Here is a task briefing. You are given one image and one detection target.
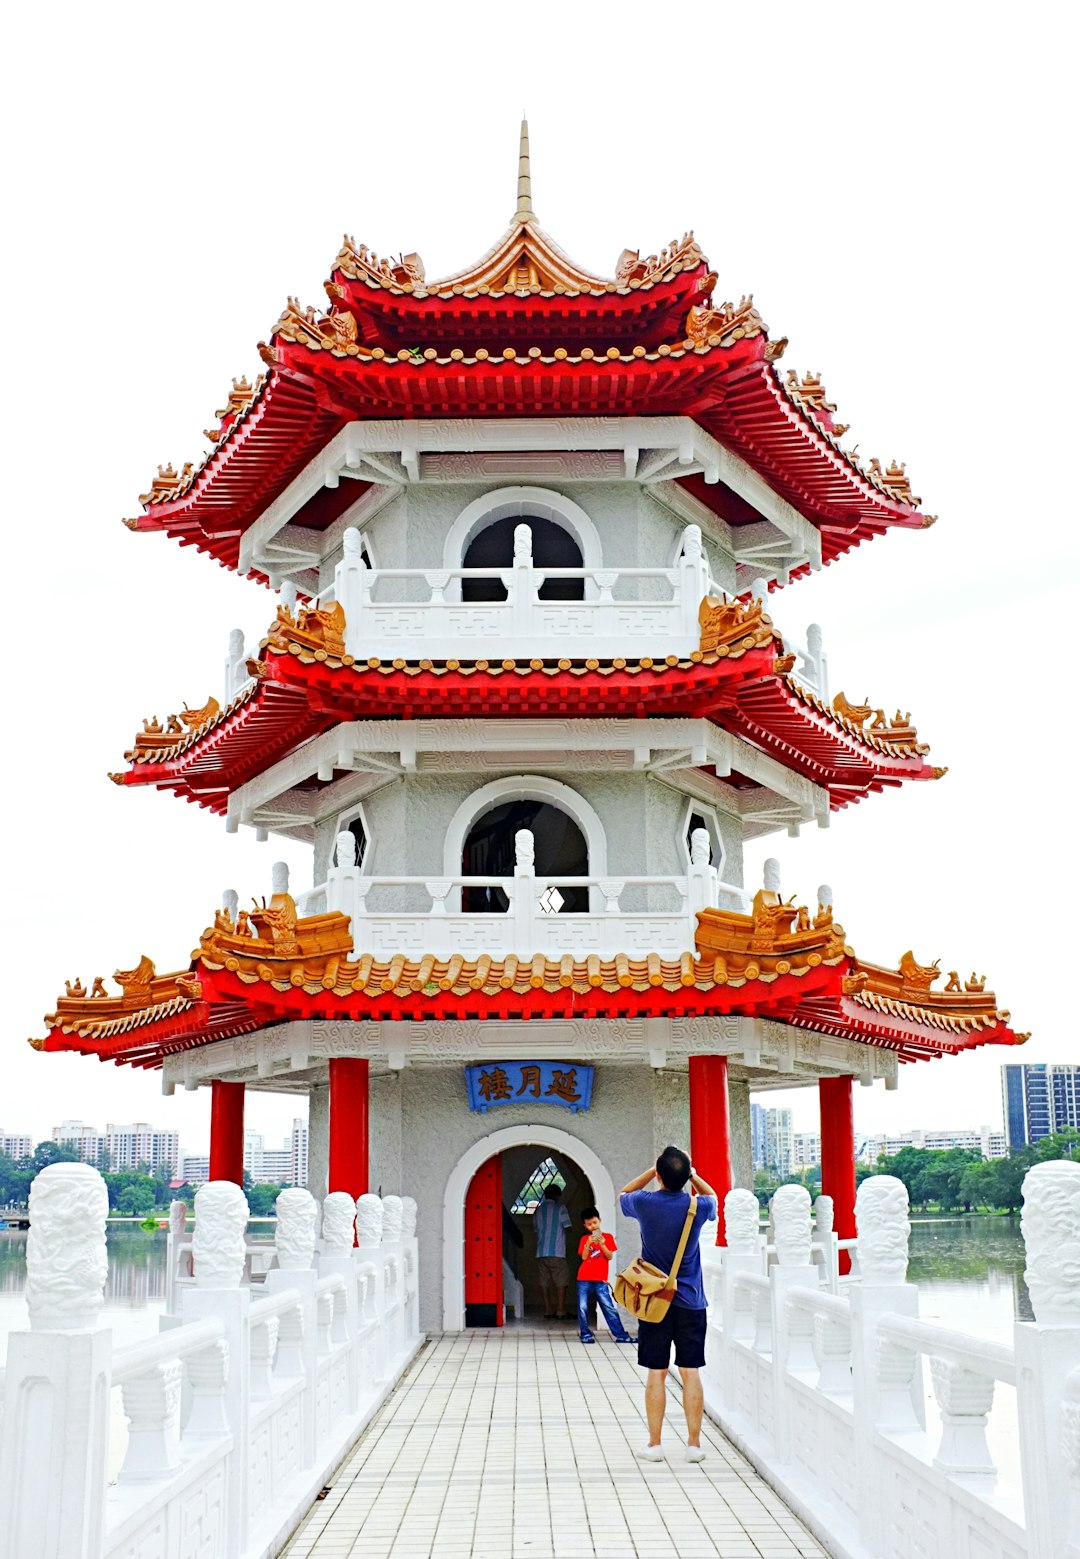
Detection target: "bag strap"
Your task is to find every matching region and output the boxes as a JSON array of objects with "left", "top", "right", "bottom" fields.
[{"left": 666, "top": 1195, "right": 698, "bottom": 1287}]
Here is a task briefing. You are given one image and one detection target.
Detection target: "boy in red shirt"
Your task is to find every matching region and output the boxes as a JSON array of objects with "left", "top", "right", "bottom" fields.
[{"left": 577, "top": 1205, "right": 635, "bottom": 1345}]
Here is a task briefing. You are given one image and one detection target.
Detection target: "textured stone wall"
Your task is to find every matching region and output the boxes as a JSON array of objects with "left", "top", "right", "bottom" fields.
[{"left": 379, "top": 1062, "right": 689, "bottom": 1331}]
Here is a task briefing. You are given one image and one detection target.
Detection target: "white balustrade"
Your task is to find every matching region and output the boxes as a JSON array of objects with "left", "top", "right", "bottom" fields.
[
  {"left": 0, "top": 1169, "right": 424, "bottom": 1559},
  {"left": 751, "top": 577, "right": 828, "bottom": 699},
  {"left": 334, "top": 521, "right": 712, "bottom": 660},
  {"left": 699, "top": 1161, "right": 1080, "bottom": 1559},
  {"left": 298, "top": 826, "right": 744, "bottom": 960}
]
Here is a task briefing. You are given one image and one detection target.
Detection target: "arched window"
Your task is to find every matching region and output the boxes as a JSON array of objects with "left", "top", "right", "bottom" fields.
[
  {"left": 461, "top": 516, "right": 584, "bottom": 603},
  {"left": 462, "top": 799, "right": 588, "bottom": 913}
]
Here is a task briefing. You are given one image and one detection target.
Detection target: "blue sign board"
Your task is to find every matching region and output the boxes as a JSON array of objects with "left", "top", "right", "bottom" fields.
[{"left": 465, "top": 1061, "right": 594, "bottom": 1114}]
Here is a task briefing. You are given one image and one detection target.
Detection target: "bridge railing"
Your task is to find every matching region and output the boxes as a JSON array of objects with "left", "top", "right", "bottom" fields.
[
  {"left": 702, "top": 1167, "right": 1080, "bottom": 1559},
  {"left": 0, "top": 1167, "right": 423, "bottom": 1559}
]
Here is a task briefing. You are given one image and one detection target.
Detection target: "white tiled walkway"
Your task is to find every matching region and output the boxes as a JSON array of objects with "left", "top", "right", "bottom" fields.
[{"left": 284, "top": 1329, "right": 826, "bottom": 1559}]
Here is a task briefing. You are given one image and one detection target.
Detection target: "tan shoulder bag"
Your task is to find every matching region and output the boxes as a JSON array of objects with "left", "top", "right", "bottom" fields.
[{"left": 614, "top": 1195, "right": 698, "bottom": 1323}]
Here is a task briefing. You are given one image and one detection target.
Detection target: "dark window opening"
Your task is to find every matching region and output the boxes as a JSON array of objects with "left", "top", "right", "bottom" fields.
[
  {"left": 462, "top": 799, "right": 588, "bottom": 913},
  {"left": 687, "top": 812, "right": 709, "bottom": 860},
  {"left": 461, "top": 516, "right": 585, "bottom": 603},
  {"left": 346, "top": 818, "right": 367, "bottom": 870}
]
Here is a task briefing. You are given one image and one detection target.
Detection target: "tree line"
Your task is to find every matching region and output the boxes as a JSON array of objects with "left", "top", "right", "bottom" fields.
[
  {"left": 752, "top": 1130, "right": 1080, "bottom": 1213},
  {"left": 0, "top": 1143, "right": 292, "bottom": 1217}
]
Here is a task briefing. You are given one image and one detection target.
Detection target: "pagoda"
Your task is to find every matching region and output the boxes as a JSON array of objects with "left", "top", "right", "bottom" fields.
[{"left": 34, "top": 126, "right": 1025, "bottom": 1329}]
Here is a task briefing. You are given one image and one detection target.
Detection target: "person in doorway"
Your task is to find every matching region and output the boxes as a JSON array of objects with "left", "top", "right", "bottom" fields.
[
  {"left": 533, "top": 1183, "right": 572, "bottom": 1319},
  {"left": 576, "top": 1206, "right": 635, "bottom": 1345},
  {"left": 619, "top": 1146, "right": 717, "bottom": 1462}
]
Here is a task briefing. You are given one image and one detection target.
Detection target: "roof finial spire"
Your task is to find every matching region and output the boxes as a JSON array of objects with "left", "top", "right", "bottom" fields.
[{"left": 515, "top": 118, "right": 535, "bottom": 224}]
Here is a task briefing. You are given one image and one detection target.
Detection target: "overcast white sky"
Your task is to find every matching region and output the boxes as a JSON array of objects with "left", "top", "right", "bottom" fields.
[{"left": 2, "top": 3, "right": 1075, "bottom": 1155}]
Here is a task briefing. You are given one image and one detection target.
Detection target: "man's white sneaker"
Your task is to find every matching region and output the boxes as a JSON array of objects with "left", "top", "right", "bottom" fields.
[
  {"left": 685, "top": 1444, "right": 707, "bottom": 1463},
  {"left": 637, "top": 1443, "right": 664, "bottom": 1462}
]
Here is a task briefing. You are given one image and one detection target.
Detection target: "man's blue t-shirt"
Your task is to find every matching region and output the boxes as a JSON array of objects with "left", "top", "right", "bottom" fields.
[{"left": 619, "top": 1189, "right": 717, "bottom": 1310}]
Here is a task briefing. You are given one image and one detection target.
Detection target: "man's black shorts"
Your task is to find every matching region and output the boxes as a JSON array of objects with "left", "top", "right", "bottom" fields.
[{"left": 636, "top": 1304, "right": 708, "bottom": 1370}]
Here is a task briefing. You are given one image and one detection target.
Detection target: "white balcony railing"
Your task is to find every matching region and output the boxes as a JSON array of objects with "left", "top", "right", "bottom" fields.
[
  {"left": 297, "top": 827, "right": 750, "bottom": 960},
  {"left": 333, "top": 522, "right": 719, "bottom": 661}
]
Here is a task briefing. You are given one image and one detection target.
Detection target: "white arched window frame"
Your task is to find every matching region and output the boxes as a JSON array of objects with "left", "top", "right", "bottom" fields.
[
  {"left": 442, "top": 486, "right": 603, "bottom": 603},
  {"left": 442, "top": 775, "right": 608, "bottom": 913}
]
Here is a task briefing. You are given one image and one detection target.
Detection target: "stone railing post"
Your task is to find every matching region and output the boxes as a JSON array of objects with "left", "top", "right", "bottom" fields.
[
  {"left": 512, "top": 522, "right": 534, "bottom": 637},
  {"left": 119, "top": 1360, "right": 183, "bottom": 1483},
  {"left": 402, "top": 1196, "right": 420, "bottom": 1348},
  {"left": 224, "top": 627, "right": 247, "bottom": 700},
  {"left": 0, "top": 1163, "right": 110, "bottom": 1559},
  {"left": 1015, "top": 1160, "right": 1080, "bottom": 1559},
  {"left": 813, "top": 1193, "right": 838, "bottom": 1292},
  {"left": 769, "top": 1184, "right": 816, "bottom": 1457},
  {"left": 715, "top": 1188, "right": 763, "bottom": 1410},
  {"left": 266, "top": 1187, "right": 319, "bottom": 1464},
  {"left": 327, "top": 829, "right": 362, "bottom": 936},
  {"left": 686, "top": 826, "right": 718, "bottom": 934},
  {"left": 320, "top": 1191, "right": 360, "bottom": 1407},
  {"left": 1062, "top": 1369, "right": 1080, "bottom": 1559},
  {"left": 382, "top": 1196, "right": 405, "bottom": 1364},
  {"left": 165, "top": 1196, "right": 190, "bottom": 1316},
  {"left": 356, "top": 1193, "right": 386, "bottom": 1384},
  {"left": 679, "top": 523, "right": 710, "bottom": 641},
  {"left": 335, "top": 525, "right": 368, "bottom": 658},
  {"left": 180, "top": 1179, "right": 251, "bottom": 1556},
  {"left": 848, "top": 1174, "right": 920, "bottom": 1556},
  {"left": 514, "top": 827, "right": 536, "bottom": 957}
]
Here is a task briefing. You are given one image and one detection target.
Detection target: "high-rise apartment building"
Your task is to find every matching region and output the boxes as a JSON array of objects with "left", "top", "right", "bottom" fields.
[
  {"left": 51, "top": 1120, "right": 180, "bottom": 1175},
  {"left": 750, "top": 1103, "right": 767, "bottom": 1171},
  {"left": 179, "top": 1153, "right": 210, "bottom": 1185},
  {"left": 52, "top": 1120, "right": 104, "bottom": 1163},
  {"left": 291, "top": 1118, "right": 309, "bottom": 1188},
  {"left": 793, "top": 1132, "right": 821, "bottom": 1169},
  {"left": 1002, "top": 1064, "right": 1080, "bottom": 1149},
  {"left": 0, "top": 1129, "right": 33, "bottom": 1160},
  {"left": 765, "top": 1107, "right": 794, "bottom": 1177},
  {"left": 858, "top": 1126, "right": 1007, "bottom": 1163}
]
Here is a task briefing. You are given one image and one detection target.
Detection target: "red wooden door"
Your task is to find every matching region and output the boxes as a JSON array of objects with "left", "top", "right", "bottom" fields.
[{"left": 464, "top": 1155, "right": 503, "bottom": 1327}]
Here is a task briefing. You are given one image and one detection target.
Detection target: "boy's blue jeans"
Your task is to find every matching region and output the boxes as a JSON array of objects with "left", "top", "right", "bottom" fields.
[{"left": 577, "top": 1279, "right": 633, "bottom": 1341}]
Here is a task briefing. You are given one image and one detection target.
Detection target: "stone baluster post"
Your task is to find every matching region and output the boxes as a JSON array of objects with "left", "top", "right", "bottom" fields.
[
  {"left": 402, "top": 1196, "right": 420, "bottom": 1349},
  {"left": 715, "top": 1189, "right": 763, "bottom": 1409},
  {"left": 686, "top": 826, "right": 718, "bottom": 936},
  {"left": 805, "top": 622, "right": 828, "bottom": 699},
  {"left": 1062, "top": 1368, "right": 1080, "bottom": 1559},
  {"left": 327, "top": 828, "right": 361, "bottom": 943},
  {"left": 1015, "top": 1160, "right": 1080, "bottom": 1559},
  {"left": 929, "top": 1359, "right": 996, "bottom": 1478},
  {"left": 321, "top": 1191, "right": 359, "bottom": 1405},
  {"left": 181, "top": 1178, "right": 251, "bottom": 1554},
  {"left": 166, "top": 1196, "right": 190, "bottom": 1316},
  {"left": 279, "top": 578, "right": 298, "bottom": 616},
  {"left": 514, "top": 827, "right": 536, "bottom": 958},
  {"left": 382, "top": 1196, "right": 405, "bottom": 1363},
  {"left": 119, "top": 1361, "right": 183, "bottom": 1484},
  {"left": 267, "top": 1187, "right": 319, "bottom": 1463},
  {"left": 512, "top": 522, "right": 533, "bottom": 638},
  {"left": 813, "top": 1194, "right": 838, "bottom": 1292},
  {"left": 356, "top": 1194, "right": 386, "bottom": 1383},
  {"left": 0, "top": 1163, "right": 110, "bottom": 1559},
  {"left": 679, "top": 524, "right": 710, "bottom": 642},
  {"left": 224, "top": 627, "right": 247, "bottom": 700},
  {"left": 847, "top": 1174, "right": 919, "bottom": 1555},
  {"left": 769, "top": 1185, "right": 816, "bottom": 1454},
  {"left": 335, "top": 526, "right": 368, "bottom": 658}
]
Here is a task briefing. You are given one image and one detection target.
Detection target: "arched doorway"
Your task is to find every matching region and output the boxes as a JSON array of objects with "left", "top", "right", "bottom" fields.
[
  {"left": 463, "top": 1145, "right": 596, "bottom": 1327},
  {"left": 461, "top": 515, "right": 585, "bottom": 602},
  {"left": 461, "top": 799, "right": 589, "bottom": 913},
  {"left": 444, "top": 1124, "right": 618, "bottom": 1331}
]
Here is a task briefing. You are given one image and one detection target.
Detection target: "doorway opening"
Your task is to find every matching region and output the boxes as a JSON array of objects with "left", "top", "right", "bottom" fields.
[
  {"left": 461, "top": 800, "right": 589, "bottom": 913},
  {"left": 463, "top": 1145, "right": 597, "bottom": 1328}
]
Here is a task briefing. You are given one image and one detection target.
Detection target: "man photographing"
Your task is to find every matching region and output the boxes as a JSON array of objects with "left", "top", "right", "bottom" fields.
[{"left": 619, "top": 1146, "right": 717, "bottom": 1462}]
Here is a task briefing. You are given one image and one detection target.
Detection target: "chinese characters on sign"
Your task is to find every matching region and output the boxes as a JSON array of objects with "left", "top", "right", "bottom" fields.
[{"left": 465, "top": 1061, "right": 594, "bottom": 1114}]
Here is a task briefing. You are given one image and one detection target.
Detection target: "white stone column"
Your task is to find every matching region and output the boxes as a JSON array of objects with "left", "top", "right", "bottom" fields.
[
  {"left": 308, "top": 1078, "right": 330, "bottom": 1203},
  {"left": 769, "top": 1185, "right": 816, "bottom": 1458},
  {"left": 0, "top": 1163, "right": 111, "bottom": 1559}
]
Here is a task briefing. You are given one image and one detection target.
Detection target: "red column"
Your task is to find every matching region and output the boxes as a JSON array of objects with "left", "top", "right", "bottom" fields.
[
  {"left": 689, "top": 1054, "right": 732, "bottom": 1245},
  {"left": 328, "top": 1058, "right": 369, "bottom": 1199},
  {"left": 208, "top": 1080, "right": 245, "bottom": 1185},
  {"left": 820, "top": 1075, "right": 857, "bottom": 1274}
]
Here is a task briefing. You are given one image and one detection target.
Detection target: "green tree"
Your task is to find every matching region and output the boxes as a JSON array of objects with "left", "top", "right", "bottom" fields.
[
  {"left": 117, "top": 1183, "right": 156, "bottom": 1217},
  {"left": 246, "top": 1183, "right": 282, "bottom": 1216}
]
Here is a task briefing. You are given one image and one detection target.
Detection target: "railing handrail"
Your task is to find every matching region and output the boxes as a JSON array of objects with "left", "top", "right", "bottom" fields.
[
  {"left": 784, "top": 1287, "right": 850, "bottom": 1322},
  {"left": 876, "top": 1312, "right": 1016, "bottom": 1386},
  {"left": 733, "top": 1271, "right": 772, "bottom": 1295},
  {"left": 356, "top": 564, "right": 682, "bottom": 581},
  {"left": 112, "top": 1315, "right": 225, "bottom": 1386},
  {"left": 249, "top": 1284, "right": 305, "bottom": 1323}
]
